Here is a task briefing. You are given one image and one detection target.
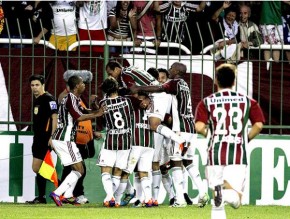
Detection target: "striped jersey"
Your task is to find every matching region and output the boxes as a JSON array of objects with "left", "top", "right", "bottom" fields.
[
  {"left": 162, "top": 78, "right": 195, "bottom": 133},
  {"left": 52, "top": 93, "right": 84, "bottom": 142},
  {"left": 100, "top": 95, "right": 136, "bottom": 150},
  {"left": 195, "top": 89, "right": 265, "bottom": 165},
  {"left": 160, "top": 1, "right": 198, "bottom": 43},
  {"left": 107, "top": 7, "right": 131, "bottom": 37},
  {"left": 131, "top": 100, "right": 154, "bottom": 148},
  {"left": 121, "top": 66, "right": 159, "bottom": 89}
]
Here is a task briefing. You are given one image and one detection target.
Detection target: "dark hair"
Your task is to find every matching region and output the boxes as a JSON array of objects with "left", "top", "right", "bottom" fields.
[
  {"left": 158, "top": 68, "right": 169, "bottom": 78},
  {"left": 29, "top": 75, "right": 45, "bottom": 84},
  {"left": 115, "top": 1, "right": 133, "bottom": 20},
  {"left": 106, "top": 61, "right": 122, "bottom": 71},
  {"left": 215, "top": 64, "right": 236, "bottom": 88},
  {"left": 101, "top": 78, "right": 119, "bottom": 96},
  {"left": 67, "top": 75, "right": 82, "bottom": 90},
  {"left": 147, "top": 67, "right": 159, "bottom": 80}
]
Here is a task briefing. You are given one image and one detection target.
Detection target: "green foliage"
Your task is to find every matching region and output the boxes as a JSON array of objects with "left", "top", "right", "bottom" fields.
[{"left": 0, "top": 204, "right": 289, "bottom": 219}]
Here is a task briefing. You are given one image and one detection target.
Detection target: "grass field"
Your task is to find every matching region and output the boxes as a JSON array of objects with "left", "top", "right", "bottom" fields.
[{"left": 0, "top": 203, "right": 289, "bottom": 219}]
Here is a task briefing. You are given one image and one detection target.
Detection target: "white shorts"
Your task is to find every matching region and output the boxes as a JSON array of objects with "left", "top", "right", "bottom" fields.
[
  {"left": 124, "top": 146, "right": 154, "bottom": 173},
  {"left": 152, "top": 132, "right": 164, "bottom": 162},
  {"left": 147, "top": 92, "right": 172, "bottom": 121},
  {"left": 260, "top": 24, "right": 283, "bottom": 45},
  {"left": 170, "top": 132, "right": 197, "bottom": 161},
  {"left": 97, "top": 149, "right": 130, "bottom": 170},
  {"left": 159, "top": 138, "right": 172, "bottom": 166},
  {"left": 51, "top": 140, "right": 82, "bottom": 166},
  {"left": 206, "top": 165, "right": 247, "bottom": 194}
]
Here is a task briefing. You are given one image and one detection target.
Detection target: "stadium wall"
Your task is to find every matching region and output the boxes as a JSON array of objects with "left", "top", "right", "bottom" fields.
[{"left": 0, "top": 131, "right": 289, "bottom": 206}]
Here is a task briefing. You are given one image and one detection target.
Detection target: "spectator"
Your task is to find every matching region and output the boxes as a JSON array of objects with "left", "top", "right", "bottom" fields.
[
  {"left": 131, "top": 1, "right": 162, "bottom": 54},
  {"left": 0, "top": 1, "right": 4, "bottom": 35},
  {"left": 259, "top": 1, "right": 284, "bottom": 62},
  {"left": 49, "top": 1, "right": 78, "bottom": 51},
  {"left": 1, "top": 1, "right": 34, "bottom": 47},
  {"left": 78, "top": 0, "right": 108, "bottom": 53},
  {"left": 107, "top": 0, "right": 137, "bottom": 54},
  {"left": 211, "top": 2, "right": 241, "bottom": 62},
  {"left": 282, "top": 1, "right": 290, "bottom": 64},
  {"left": 159, "top": 1, "right": 205, "bottom": 47},
  {"left": 239, "top": 4, "right": 263, "bottom": 59}
]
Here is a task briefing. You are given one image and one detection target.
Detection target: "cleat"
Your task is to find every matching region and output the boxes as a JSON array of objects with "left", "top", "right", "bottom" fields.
[
  {"left": 143, "top": 199, "right": 153, "bottom": 207},
  {"left": 120, "top": 190, "right": 136, "bottom": 206},
  {"left": 60, "top": 196, "right": 80, "bottom": 206},
  {"left": 214, "top": 185, "right": 222, "bottom": 207},
  {"left": 184, "top": 193, "right": 193, "bottom": 205},
  {"left": 132, "top": 199, "right": 142, "bottom": 208},
  {"left": 49, "top": 192, "right": 62, "bottom": 207},
  {"left": 115, "top": 203, "right": 120, "bottom": 208},
  {"left": 109, "top": 198, "right": 115, "bottom": 207},
  {"left": 170, "top": 201, "right": 187, "bottom": 208},
  {"left": 152, "top": 200, "right": 158, "bottom": 207},
  {"left": 76, "top": 195, "right": 89, "bottom": 204},
  {"left": 169, "top": 197, "right": 175, "bottom": 206},
  {"left": 103, "top": 201, "right": 110, "bottom": 207},
  {"left": 25, "top": 196, "right": 47, "bottom": 204},
  {"left": 197, "top": 193, "right": 210, "bottom": 208}
]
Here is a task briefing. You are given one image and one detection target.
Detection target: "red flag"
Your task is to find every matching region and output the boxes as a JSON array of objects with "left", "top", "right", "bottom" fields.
[{"left": 38, "top": 150, "right": 58, "bottom": 188}]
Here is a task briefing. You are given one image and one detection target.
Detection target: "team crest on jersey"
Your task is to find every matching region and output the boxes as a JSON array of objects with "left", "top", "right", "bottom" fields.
[
  {"left": 49, "top": 101, "right": 57, "bottom": 110},
  {"left": 34, "top": 106, "right": 39, "bottom": 115}
]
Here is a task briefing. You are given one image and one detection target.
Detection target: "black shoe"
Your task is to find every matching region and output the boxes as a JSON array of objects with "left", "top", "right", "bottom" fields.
[
  {"left": 214, "top": 185, "right": 222, "bottom": 207},
  {"left": 169, "top": 197, "right": 175, "bottom": 206},
  {"left": 26, "top": 197, "right": 47, "bottom": 204},
  {"left": 184, "top": 193, "right": 193, "bottom": 205}
]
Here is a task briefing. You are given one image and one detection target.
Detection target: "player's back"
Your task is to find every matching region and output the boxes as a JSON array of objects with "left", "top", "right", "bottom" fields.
[
  {"left": 204, "top": 89, "right": 251, "bottom": 165},
  {"left": 122, "top": 66, "right": 159, "bottom": 87}
]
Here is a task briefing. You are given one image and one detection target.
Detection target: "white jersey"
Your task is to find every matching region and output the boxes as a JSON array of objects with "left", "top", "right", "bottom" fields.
[
  {"left": 51, "top": 1, "right": 77, "bottom": 36},
  {"left": 78, "top": 0, "right": 107, "bottom": 30}
]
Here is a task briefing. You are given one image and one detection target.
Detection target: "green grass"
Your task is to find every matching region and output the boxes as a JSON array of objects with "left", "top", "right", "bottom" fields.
[{"left": 0, "top": 203, "right": 289, "bottom": 219}]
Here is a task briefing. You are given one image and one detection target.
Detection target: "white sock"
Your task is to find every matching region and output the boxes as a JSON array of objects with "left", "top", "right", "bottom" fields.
[
  {"left": 211, "top": 205, "right": 226, "bottom": 219},
  {"left": 156, "top": 125, "right": 184, "bottom": 144},
  {"left": 162, "top": 173, "right": 175, "bottom": 199},
  {"left": 185, "top": 163, "right": 206, "bottom": 197},
  {"left": 134, "top": 175, "right": 143, "bottom": 201},
  {"left": 115, "top": 179, "right": 128, "bottom": 204},
  {"left": 171, "top": 167, "right": 185, "bottom": 204},
  {"left": 141, "top": 177, "right": 152, "bottom": 203},
  {"left": 152, "top": 170, "right": 161, "bottom": 201},
  {"left": 101, "top": 172, "right": 114, "bottom": 201},
  {"left": 54, "top": 170, "right": 81, "bottom": 196},
  {"left": 112, "top": 175, "right": 121, "bottom": 193},
  {"left": 182, "top": 168, "right": 187, "bottom": 193},
  {"left": 223, "top": 189, "right": 241, "bottom": 209},
  {"left": 125, "top": 179, "right": 135, "bottom": 195}
]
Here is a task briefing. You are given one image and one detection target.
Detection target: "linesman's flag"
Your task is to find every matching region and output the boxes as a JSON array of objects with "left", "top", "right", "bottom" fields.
[{"left": 38, "top": 150, "right": 58, "bottom": 188}]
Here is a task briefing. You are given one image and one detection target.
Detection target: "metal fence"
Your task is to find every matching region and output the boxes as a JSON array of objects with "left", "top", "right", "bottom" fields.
[{"left": 0, "top": 18, "right": 289, "bottom": 135}]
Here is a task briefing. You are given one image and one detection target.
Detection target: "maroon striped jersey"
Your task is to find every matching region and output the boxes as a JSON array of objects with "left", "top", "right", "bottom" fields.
[
  {"left": 195, "top": 89, "right": 265, "bottom": 165},
  {"left": 121, "top": 66, "right": 159, "bottom": 89},
  {"left": 52, "top": 93, "right": 84, "bottom": 142},
  {"left": 162, "top": 78, "right": 195, "bottom": 133}
]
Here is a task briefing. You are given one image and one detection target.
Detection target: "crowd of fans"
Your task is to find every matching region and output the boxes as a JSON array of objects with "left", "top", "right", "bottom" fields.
[{"left": 0, "top": 1, "right": 289, "bottom": 62}]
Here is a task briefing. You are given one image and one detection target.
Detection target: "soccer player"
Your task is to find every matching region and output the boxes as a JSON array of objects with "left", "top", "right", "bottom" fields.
[
  {"left": 114, "top": 91, "right": 155, "bottom": 207},
  {"left": 26, "top": 75, "right": 58, "bottom": 204},
  {"left": 98, "top": 77, "right": 148, "bottom": 207},
  {"left": 50, "top": 76, "right": 103, "bottom": 206},
  {"left": 130, "top": 62, "right": 209, "bottom": 208},
  {"left": 195, "top": 63, "right": 265, "bottom": 219}
]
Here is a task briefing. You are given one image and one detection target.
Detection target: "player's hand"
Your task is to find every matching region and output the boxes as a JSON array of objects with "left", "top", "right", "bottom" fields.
[
  {"left": 129, "top": 84, "right": 139, "bottom": 94},
  {"left": 140, "top": 98, "right": 150, "bottom": 109},
  {"left": 93, "top": 131, "right": 102, "bottom": 140}
]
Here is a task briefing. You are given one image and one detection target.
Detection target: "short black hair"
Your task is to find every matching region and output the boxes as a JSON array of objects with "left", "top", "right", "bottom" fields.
[
  {"left": 158, "top": 68, "right": 169, "bottom": 78},
  {"left": 101, "top": 77, "right": 119, "bottom": 96},
  {"left": 215, "top": 64, "right": 236, "bottom": 88},
  {"left": 67, "top": 75, "right": 82, "bottom": 90},
  {"left": 106, "top": 61, "right": 122, "bottom": 71},
  {"left": 147, "top": 67, "right": 159, "bottom": 80},
  {"left": 29, "top": 75, "right": 45, "bottom": 84}
]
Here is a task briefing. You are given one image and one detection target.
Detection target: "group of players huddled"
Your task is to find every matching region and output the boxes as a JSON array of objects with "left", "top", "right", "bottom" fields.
[{"left": 47, "top": 61, "right": 264, "bottom": 219}]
